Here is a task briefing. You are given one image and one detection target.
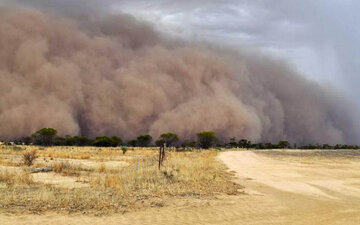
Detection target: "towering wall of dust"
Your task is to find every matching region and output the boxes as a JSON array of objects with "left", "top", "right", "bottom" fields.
[{"left": 0, "top": 6, "right": 359, "bottom": 144}]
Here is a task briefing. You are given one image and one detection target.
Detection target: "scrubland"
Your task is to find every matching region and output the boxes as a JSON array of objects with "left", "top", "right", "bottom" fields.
[
  {"left": 0, "top": 145, "right": 240, "bottom": 215},
  {"left": 2, "top": 147, "right": 360, "bottom": 225}
]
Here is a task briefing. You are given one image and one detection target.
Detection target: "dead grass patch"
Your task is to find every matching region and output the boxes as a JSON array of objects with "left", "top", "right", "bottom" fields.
[
  {"left": 0, "top": 170, "right": 34, "bottom": 186},
  {"left": 52, "top": 161, "right": 85, "bottom": 177},
  {"left": 0, "top": 148, "right": 240, "bottom": 215},
  {"left": 92, "top": 151, "right": 239, "bottom": 197}
]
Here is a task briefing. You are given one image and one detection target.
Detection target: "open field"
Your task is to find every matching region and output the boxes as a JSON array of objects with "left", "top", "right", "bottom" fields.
[
  {"left": 0, "top": 145, "right": 240, "bottom": 216},
  {"left": 1, "top": 148, "right": 360, "bottom": 224}
]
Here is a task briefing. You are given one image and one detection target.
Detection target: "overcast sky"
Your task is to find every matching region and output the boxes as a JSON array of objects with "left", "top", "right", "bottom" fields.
[{"left": 110, "top": 0, "right": 360, "bottom": 102}]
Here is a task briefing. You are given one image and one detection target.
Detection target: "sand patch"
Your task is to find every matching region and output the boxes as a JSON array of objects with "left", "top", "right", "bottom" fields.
[
  {"left": 0, "top": 165, "right": 89, "bottom": 188},
  {"left": 31, "top": 172, "right": 89, "bottom": 188},
  {"left": 218, "top": 151, "right": 360, "bottom": 199}
]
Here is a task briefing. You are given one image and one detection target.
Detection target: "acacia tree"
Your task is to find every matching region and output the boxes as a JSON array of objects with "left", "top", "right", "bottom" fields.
[
  {"left": 136, "top": 134, "right": 152, "bottom": 147},
  {"left": 32, "top": 128, "right": 57, "bottom": 146},
  {"left": 94, "top": 136, "right": 122, "bottom": 147},
  {"left": 197, "top": 131, "right": 217, "bottom": 149},
  {"left": 157, "top": 132, "right": 179, "bottom": 147},
  {"left": 155, "top": 139, "right": 165, "bottom": 147}
]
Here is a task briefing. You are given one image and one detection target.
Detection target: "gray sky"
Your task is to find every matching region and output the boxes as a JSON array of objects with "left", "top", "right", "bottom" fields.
[{"left": 111, "top": 0, "right": 360, "bottom": 102}]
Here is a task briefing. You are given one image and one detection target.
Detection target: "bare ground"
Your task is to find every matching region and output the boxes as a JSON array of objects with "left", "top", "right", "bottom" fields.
[{"left": 1, "top": 150, "right": 360, "bottom": 224}]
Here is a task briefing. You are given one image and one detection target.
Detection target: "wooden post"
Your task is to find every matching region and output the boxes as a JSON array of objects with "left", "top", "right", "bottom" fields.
[
  {"left": 162, "top": 143, "right": 166, "bottom": 162},
  {"left": 158, "top": 143, "right": 167, "bottom": 170},
  {"left": 158, "top": 145, "right": 162, "bottom": 170}
]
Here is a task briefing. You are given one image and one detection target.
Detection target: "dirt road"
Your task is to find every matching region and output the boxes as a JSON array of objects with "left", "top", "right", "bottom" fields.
[
  {"left": 2, "top": 150, "right": 360, "bottom": 224},
  {"left": 219, "top": 151, "right": 360, "bottom": 224}
]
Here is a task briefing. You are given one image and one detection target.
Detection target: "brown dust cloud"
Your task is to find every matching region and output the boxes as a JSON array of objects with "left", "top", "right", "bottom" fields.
[{"left": 0, "top": 2, "right": 359, "bottom": 144}]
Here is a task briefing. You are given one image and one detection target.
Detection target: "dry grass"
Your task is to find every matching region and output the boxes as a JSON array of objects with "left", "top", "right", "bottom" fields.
[
  {"left": 0, "top": 170, "right": 34, "bottom": 186},
  {"left": 52, "top": 161, "right": 86, "bottom": 176},
  {"left": 98, "top": 163, "right": 106, "bottom": 173},
  {"left": 91, "top": 151, "right": 238, "bottom": 197},
  {"left": 0, "top": 145, "right": 240, "bottom": 215}
]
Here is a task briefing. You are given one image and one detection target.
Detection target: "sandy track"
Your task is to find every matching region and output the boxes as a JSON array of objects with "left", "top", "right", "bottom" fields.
[
  {"left": 219, "top": 151, "right": 360, "bottom": 199},
  {"left": 2, "top": 151, "right": 360, "bottom": 224}
]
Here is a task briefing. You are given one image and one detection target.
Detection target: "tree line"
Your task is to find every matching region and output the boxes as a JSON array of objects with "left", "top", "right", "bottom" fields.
[
  {"left": 4, "top": 128, "right": 360, "bottom": 150},
  {"left": 8, "top": 128, "right": 218, "bottom": 149}
]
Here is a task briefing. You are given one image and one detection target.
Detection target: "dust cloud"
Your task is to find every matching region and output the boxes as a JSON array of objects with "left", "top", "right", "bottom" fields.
[{"left": 0, "top": 4, "right": 358, "bottom": 144}]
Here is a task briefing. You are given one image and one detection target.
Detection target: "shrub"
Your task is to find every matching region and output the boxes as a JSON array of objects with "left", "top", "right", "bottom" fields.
[
  {"left": 228, "top": 137, "right": 238, "bottom": 148},
  {"left": 94, "top": 136, "right": 122, "bottom": 147},
  {"left": 181, "top": 140, "right": 197, "bottom": 148},
  {"left": 121, "top": 146, "right": 128, "bottom": 155},
  {"left": 53, "top": 162, "right": 65, "bottom": 173},
  {"left": 22, "top": 150, "right": 38, "bottom": 166},
  {"left": 65, "top": 135, "right": 93, "bottom": 146}
]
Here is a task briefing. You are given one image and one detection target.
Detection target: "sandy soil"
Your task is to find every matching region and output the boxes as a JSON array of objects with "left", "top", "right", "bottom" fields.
[
  {"left": 31, "top": 172, "right": 90, "bottom": 188},
  {"left": 2, "top": 150, "right": 360, "bottom": 225},
  {"left": 0, "top": 165, "right": 90, "bottom": 188},
  {"left": 220, "top": 151, "right": 360, "bottom": 199}
]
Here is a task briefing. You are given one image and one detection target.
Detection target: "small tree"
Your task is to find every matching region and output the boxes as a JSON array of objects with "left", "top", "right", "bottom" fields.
[
  {"left": 32, "top": 128, "right": 57, "bottom": 146},
  {"left": 158, "top": 132, "right": 179, "bottom": 147},
  {"left": 197, "top": 131, "right": 217, "bottom": 149},
  {"left": 94, "top": 136, "right": 112, "bottom": 147},
  {"left": 127, "top": 139, "right": 137, "bottom": 147},
  {"left": 94, "top": 136, "right": 122, "bottom": 147},
  {"left": 278, "top": 140, "right": 291, "bottom": 149},
  {"left": 136, "top": 134, "right": 152, "bottom": 147},
  {"left": 264, "top": 142, "right": 275, "bottom": 149},
  {"left": 110, "top": 136, "right": 123, "bottom": 146},
  {"left": 65, "top": 136, "right": 93, "bottom": 146},
  {"left": 181, "top": 140, "right": 197, "bottom": 148},
  {"left": 21, "top": 136, "right": 33, "bottom": 145},
  {"left": 155, "top": 139, "right": 165, "bottom": 147},
  {"left": 238, "top": 139, "right": 251, "bottom": 148},
  {"left": 228, "top": 137, "right": 238, "bottom": 148},
  {"left": 53, "top": 136, "right": 66, "bottom": 146}
]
